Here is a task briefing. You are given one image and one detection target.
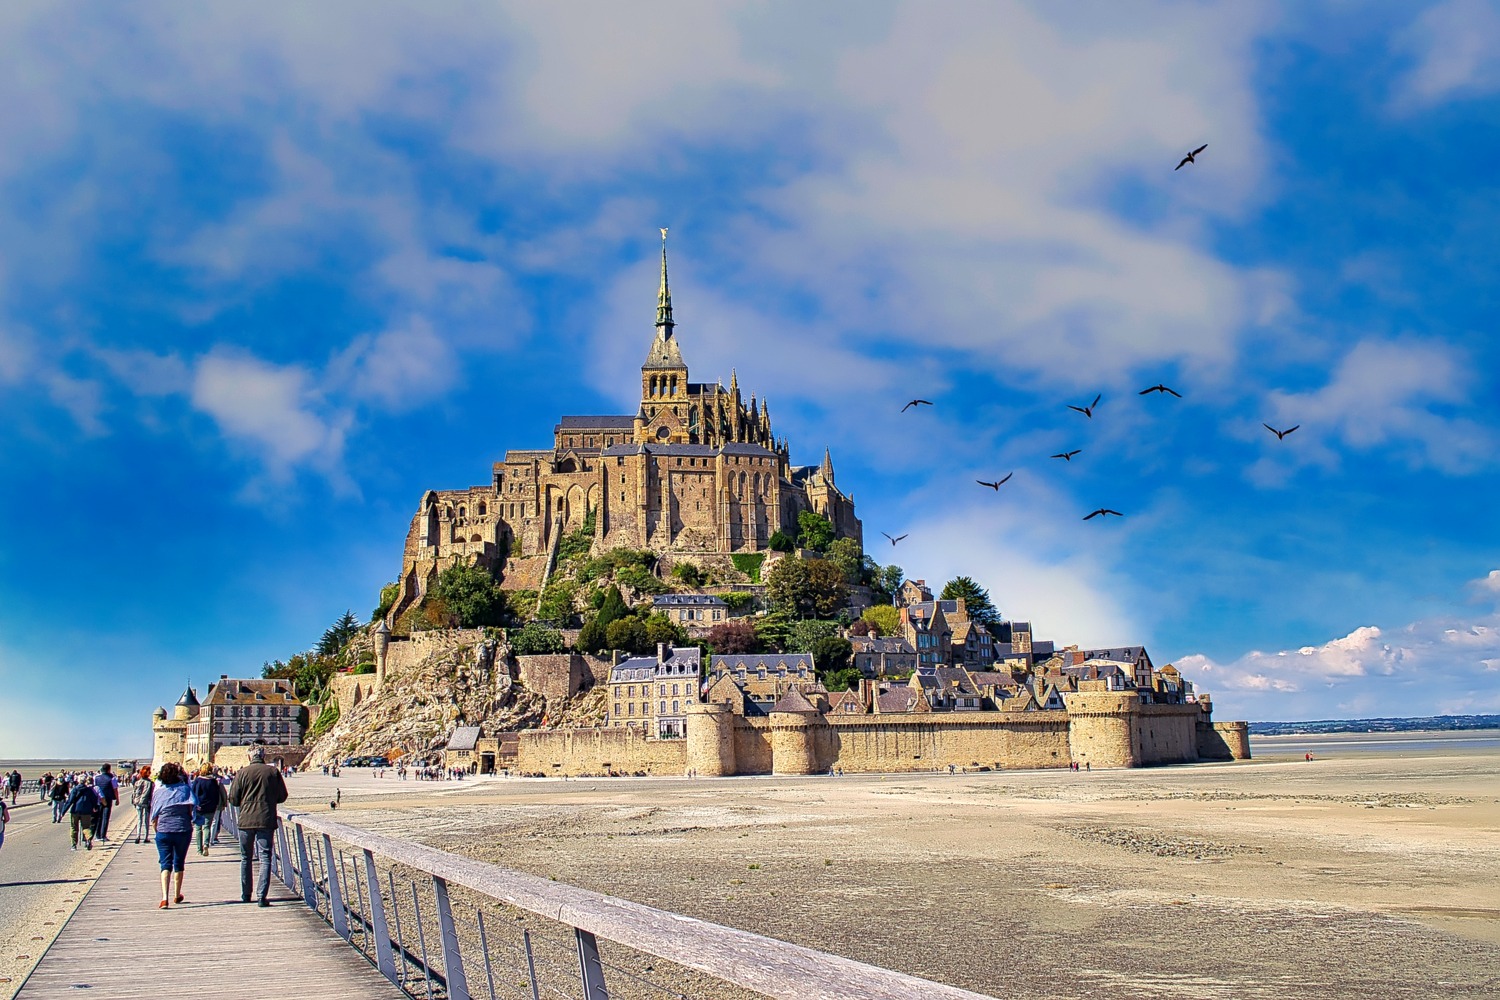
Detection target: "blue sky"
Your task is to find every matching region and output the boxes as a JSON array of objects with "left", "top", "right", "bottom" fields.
[{"left": 2, "top": 2, "right": 1499, "bottom": 757}]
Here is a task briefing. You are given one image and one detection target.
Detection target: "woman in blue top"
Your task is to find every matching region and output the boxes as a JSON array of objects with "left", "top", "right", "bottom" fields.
[{"left": 149, "top": 762, "right": 194, "bottom": 909}]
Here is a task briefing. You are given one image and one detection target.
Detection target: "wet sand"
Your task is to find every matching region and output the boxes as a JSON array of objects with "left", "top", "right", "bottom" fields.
[{"left": 303, "top": 742, "right": 1500, "bottom": 999}]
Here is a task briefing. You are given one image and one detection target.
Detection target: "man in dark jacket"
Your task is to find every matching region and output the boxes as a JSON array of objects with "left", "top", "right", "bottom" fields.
[
  {"left": 227, "top": 746, "right": 288, "bottom": 906},
  {"left": 92, "top": 764, "right": 118, "bottom": 841}
]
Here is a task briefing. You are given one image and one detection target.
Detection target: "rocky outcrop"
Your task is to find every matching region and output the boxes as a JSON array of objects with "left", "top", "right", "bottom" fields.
[{"left": 308, "top": 632, "right": 545, "bottom": 766}]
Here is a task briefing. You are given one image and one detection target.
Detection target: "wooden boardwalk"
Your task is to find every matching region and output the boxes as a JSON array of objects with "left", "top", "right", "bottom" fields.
[{"left": 18, "top": 823, "right": 406, "bottom": 1000}]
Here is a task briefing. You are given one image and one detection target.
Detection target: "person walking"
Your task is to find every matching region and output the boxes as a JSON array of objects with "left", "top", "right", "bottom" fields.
[
  {"left": 0, "top": 797, "right": 9, "bottom": 853},
  {"left": 149, "top": 763, "right": 194, "bottom": 909},
  {"left": 49, "top": 776, "right": 69, "bottom": 822},
  {"left": 227, "top": 746, "right": 287, "bottom": 907},
  {"left": 211, "top": 770, "right": 230, "bottom": 844},
  {"left": 92, "top": 764, "right": 119, "bottom": 842},
  {"left": 190, "top": 765, "right": 222, "bottom": 856},
  {"left": 63, "top": 777, "right": 101, "bottom": 851},
  {"left": 130, "top": 766, "right": 155, "bottom": 844},
  {"left": 5, "top": 769, "right": 19, "bottom": 805}
]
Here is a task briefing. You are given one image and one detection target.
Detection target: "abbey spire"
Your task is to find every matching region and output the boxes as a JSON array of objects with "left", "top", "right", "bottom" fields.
[
  {"left": 642, "top": 227, "right": 685, "bottom": 371},
  {"left": 655, "top": 227, "right": 674, "bottom": 331}
]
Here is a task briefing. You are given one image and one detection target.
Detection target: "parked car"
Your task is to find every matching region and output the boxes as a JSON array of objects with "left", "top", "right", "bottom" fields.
[{"left": 369, "top": 756, "right": 389, "bottom": 768}]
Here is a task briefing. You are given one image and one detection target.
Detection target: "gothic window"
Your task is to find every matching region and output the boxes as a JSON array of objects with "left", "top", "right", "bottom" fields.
[
  {"left": 478, "top": 502, "right": 487, "bottom": 516},
  {"left": 459, "top": 506, "right": 466, "bottom": 519}
]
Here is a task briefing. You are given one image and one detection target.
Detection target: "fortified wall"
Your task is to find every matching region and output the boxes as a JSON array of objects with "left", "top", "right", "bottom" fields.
[{"left": 515, "top": 693, "right": 1251, "bottom": 776}]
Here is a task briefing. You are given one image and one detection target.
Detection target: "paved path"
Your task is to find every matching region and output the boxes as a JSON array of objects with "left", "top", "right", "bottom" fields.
[
  {"left": 17, "top": 829, "right": 405, "bottom": 999},
  {"left": 0, "top": 801, "right": 120, "bottom": 998}
]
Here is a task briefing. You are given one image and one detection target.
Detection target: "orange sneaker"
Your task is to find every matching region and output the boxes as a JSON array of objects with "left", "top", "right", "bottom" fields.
[
  {"left": 158, "top": 901, "right": 168, "bottom": 909},
  {"left": 174, "top": 894, "right": 184, "bottom": 904}
]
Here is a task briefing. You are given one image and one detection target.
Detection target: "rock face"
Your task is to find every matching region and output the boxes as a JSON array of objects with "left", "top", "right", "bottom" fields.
[{"left": 307, "top": 633, "right": 546, "bottom": 766}]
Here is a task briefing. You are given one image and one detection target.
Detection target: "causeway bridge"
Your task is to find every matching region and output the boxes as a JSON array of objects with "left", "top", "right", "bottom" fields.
[{"left": 16, "top": 808, "right": 995, "bottom": 1000}]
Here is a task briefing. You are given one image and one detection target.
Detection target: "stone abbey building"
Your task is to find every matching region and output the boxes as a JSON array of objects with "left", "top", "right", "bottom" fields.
[{"left": 390, "top": 235, "right": 860, "bottom": 618}]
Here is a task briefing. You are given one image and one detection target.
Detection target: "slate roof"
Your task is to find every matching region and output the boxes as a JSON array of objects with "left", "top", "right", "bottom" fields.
[
  {"left": 653, "top": 593, "right": 727, "bottom": 607},
  {"left": 609, "top": 646, "right": 701, "bottom": 684},
  {"left": 556, "top": 415, "right": 635, "bottom": 430},
  {"left": 770, "top": 688, "right": 818, "bottom": 713},
  {"left": 447, "top": 726, "right": 482, "bottom": 751},
  {"left": 714, "top": 652, "right": 816, "bottom": 675},
  {"left": 203, "top": 679, "right": 300, "bottom": 706},
  {"left": 876, "top": 688, "right": 920, "bottom": 713},
  {"left": 598, "top": 442, "right": 777, "bottom": 459},
  {"left": 850, "top": 636, "right": 915, "bottom": 655},
  {"left": 1082, "top": 646, "right": 1149, "bottom": 665}
]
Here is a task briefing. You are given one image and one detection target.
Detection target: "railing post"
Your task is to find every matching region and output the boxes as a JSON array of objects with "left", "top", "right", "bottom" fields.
[
  {"left": 364, "top": 849, "right": 399, "bottom": 986},
  {"left": 294, "top": 824, "right": 318, "bottom": 910},
  {"left": 576, "top": 927, "right": 609, "bottom": 998},
  {"left": 433, "top": 876, "right": 471, "bottom": 1000},
  {"left": 323, "top": 834, "right": 350, "bottom": 940},
  {"left": 276, "top": 822, "right": 296, "bottom": 891}
]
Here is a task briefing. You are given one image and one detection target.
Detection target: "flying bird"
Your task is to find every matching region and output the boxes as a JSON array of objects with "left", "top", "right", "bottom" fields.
[
  {"left": 1139, "top": 383, "right": 1182, "bottom": 398},
  {"left": 901, "top": 399, "right": 933, "bottom": 412},
  {"left": 881, "top": 532, "right": 908, "bottom": 545},
  {"left": 1263, "top": 423, "right": 1300, "bottom": 441},
  {"left": 1068, "top": 394, "right": 1101, "bottom": 419},
  {"left": 1051, "top": 450, "right": 1081, "bottom": 462},
  {"left": 1083, "top": 508, "right": 1124, "bottom": 520},
  {"left": 977, "top": 474, "right": 1014, "bottom": 490},
  {"left": 1175, "top": 144, "right": 1208, "bottom": 170}
]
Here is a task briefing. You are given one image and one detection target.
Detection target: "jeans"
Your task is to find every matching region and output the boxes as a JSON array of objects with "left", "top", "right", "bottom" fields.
[
  {"left": 136, "top": 804, "right": 150, "bottom": 841},
  {"left": 52, "top": 800, "right": 65, "bottom": 822},
  {"left": 156, "top": 830, "right": 191, "bottom": 872},
  {"left": 95, "top": 802, "right": 112, "bottom": 839},
  {"left": 238, "top": 827, "right": 274, "bottom": 902},
  {"left": 211, "top": 807, "right": 225, "bottom": 843},
  {"left": 194, "top": 815, "right": 212, "bottom": 854}
]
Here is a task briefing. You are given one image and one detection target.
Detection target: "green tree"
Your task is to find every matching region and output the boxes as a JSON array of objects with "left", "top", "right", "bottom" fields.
[
  {"left": 557, "top": 508, "right": 597, "bottom": 561},
  {"left": 753, "top": 610, "right": 794, "bottom": 652},
  {"left": 767, "top": 530, "right": 795, "bottom": 553},
  {"left": 317, "top": 610, "right": 362, "bottom": 657},
  {"left": 940, "top": 575, "right": 1000, "bottom": 627},
  {"left": 536, "top": 578, "right": 579, "bottom": 624},
  {"left": 721, "top": 591, "right": 756, "bottom": 615},
  {"left": 509, "top": 622, "right": 567, "bottom": 655},
  {"left": 787, "top": 618, "right": 842, "bottom": 652},
  {"left": 578, "top": 585, "right": 630, "bottom": 653},
  {"left": 806, "top": 558, "right": 850, "bottom": 618},
  {"left": 372, "top": 582, "right": 400, "bottom": 623},
  {"left": 766, "top": 555, "right": 813, "bottom": 617},
  {"left": 705, "top": 619, "right": 759, "bottom": 654},
  {"left": 432, "top": 563, "right": 509, "bottom": 627},
  {"left": 826, "top": 537, "right": 864, "bottom": 584},
  {"left": 263, "top": 652, "right": 337, "bottom": 703},
  {"left": 643, "top": 613, "right": 687, "bottom": 648},
  {"left": 809, "top": 635, "right": 856, "bottom": 690},
  {"left": 871, "top": 564, "right": 904, "bottom": 604},
  {"left": 797, "top": 511, "right": 835, "bottom": 552},
  {"left": 606, "top": 615, "right": 650, "bottom": 655},
  {"left": 861, "top": 604, "right": 902, "bottom": 637}
]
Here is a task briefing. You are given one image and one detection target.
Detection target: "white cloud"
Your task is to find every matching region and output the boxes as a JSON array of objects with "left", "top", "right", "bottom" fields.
[
  {"left": 1392, "top": 0, "right": 1500, "bottom": 109},
  {"left": 190, "top": 349, "right": 349, "bottom": 478},
  {"left": 329, "top": 316, "right": 458, "bottom": 412},
  {"left": 1262, "top": 338, "right": 1492, "bottom": 474},
  {"left": 1180, "top": 570, "right": 1500, "bottom": 720}
]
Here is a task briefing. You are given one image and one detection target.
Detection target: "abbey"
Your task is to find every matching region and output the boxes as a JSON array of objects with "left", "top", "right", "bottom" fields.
[{"left": 390, "top": 235, "right": 860, "bottom": 617}]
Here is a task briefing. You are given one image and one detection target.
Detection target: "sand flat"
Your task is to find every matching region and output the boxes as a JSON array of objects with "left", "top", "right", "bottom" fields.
[{"left": 307, "top": 746, "right": 1500, "bottom": 999}]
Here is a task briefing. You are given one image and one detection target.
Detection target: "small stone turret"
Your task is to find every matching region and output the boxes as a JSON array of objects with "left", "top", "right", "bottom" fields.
[
  {"left": 373, "top": 619, "right": 392, "bottom": 688},
  {"left": 685, "top": 702, "right": 736, "bottom": 776}
]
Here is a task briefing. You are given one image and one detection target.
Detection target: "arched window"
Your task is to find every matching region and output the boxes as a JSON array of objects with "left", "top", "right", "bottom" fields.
[{"left": 478, "top": 502, "right": 487, "bottom": 517}]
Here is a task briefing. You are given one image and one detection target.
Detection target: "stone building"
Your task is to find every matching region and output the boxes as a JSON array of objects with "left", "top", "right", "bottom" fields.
[
  {"left": 183, "top": 677, "right": 309, "bottom": 767},
  {"left": 849, "top": 634, "right": 917, "bottom": 678},
  {"left": 606, "top": 644, "right": 702, "bottom": 738},
  {"left": 388, "top": 233, "right": 861, "bottom": 621},
  {"left": 650, "top": 593, "right": 728, "bottom": 632},
  {"left": 151, "top": 686, "right": 199, "bottom": 771}
]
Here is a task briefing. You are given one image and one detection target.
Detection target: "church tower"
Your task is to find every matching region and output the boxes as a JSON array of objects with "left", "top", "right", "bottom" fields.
[{"left": 637, "top": 229, "right": 693, "bottom": 444}]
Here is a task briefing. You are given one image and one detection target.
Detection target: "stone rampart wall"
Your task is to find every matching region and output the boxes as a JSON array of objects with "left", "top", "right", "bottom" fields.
[
  {"left": 213, "top": 744, "right": 312, "bottom": 771},
  {"left": 384, "top": 628, "right": 488, "bottom": 680},
  {"left": 732, "top": 718, "right": 774, "bottom": 774},
  {"left": 515, "top": 727, "right": 687, "bottom": 776},
  {"left": 1132, "top": 704, "right": 1202, "bottom": 766},
  {"left": 329, "top": 673, "right": 377, "bottom": 713},
  {"left": 825, "top": 714, "right": 1073, "bottom": 773}
]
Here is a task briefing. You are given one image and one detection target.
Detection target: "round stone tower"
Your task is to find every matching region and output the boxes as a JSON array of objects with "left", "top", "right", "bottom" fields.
[
  {"left": 1064, "top": 690, "right": 1141, "bottom": 769},
  {"left": 769, "top": 710, "right": 819, "bottom": 776},
  {"left": 684, "top": 702, "right": 736, "bottom": 776}
]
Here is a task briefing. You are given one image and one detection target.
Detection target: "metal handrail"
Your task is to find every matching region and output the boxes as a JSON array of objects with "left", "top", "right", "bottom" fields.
[{"left": 277, "top": 807, "right": 995, "bottom": 1000}]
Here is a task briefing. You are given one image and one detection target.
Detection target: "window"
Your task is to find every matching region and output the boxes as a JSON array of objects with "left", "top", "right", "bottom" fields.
[
  {"left": 628, "top": 703, "right": 635, "bottom": 716},
  {"left": 614, "top": 703, "right": 621, "bottom": 717},
  {"left": 627, "top": 685, "right": 634, "bottom": 697},
  {"left": 671, "top": 683, "right": 679, "bottom": 696},
  {"left": 659, "top": 684, "right": 666, "bottom": 697},
  {"left": 660, "top": 701, "right": 667, "bottom": 714},
  {"left": 672, "top": 700, "right": 680, "bottom": 713}
]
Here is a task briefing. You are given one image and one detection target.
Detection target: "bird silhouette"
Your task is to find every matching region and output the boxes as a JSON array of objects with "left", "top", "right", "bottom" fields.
[
  {"left": 1263, "top": 423, "right": 1300, "bottom": 441},
  {"left": 1175, "top": 144, "right": 1208, "bottom": 170},
  {"left": 881, "top": 532, "right": 908, "bottom": 545},
  {"left": 1051, "top": 450, "right": 1081, "bottom": 462},
  {"left": 1139, "top": 384, "right": 1181, "bottom": 398},
  {"left": 977, "top": 474, "right": 1014, "bottom": 490},
  {"left": 1083, "top": 508, "right": 1123, "bottom": 520},
  {"left": 1068, "top": 394, "right": 1101, "bottom": 418},
  {"left": 901, "top": 399, "right": 933, "bottom": 412}
]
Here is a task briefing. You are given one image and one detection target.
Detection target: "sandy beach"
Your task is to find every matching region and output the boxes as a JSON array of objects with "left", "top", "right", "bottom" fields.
[{"left": 301, "top": 738, "right": 1500, "bottom": 1000}]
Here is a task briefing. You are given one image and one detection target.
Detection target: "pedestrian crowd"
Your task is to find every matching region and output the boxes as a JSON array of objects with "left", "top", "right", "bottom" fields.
[{"left": 7, "top": 750, "right": 288, "bottom": 910}]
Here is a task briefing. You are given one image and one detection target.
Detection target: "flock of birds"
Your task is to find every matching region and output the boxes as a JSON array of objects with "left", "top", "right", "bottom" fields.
[{"left": 880, "top": 145, "right": 1302, "bottom": 542}]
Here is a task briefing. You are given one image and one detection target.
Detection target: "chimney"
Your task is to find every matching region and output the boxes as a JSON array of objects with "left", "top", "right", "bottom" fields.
[{"left": 657, "top": 642, "right": 667, "bottom": 664}]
